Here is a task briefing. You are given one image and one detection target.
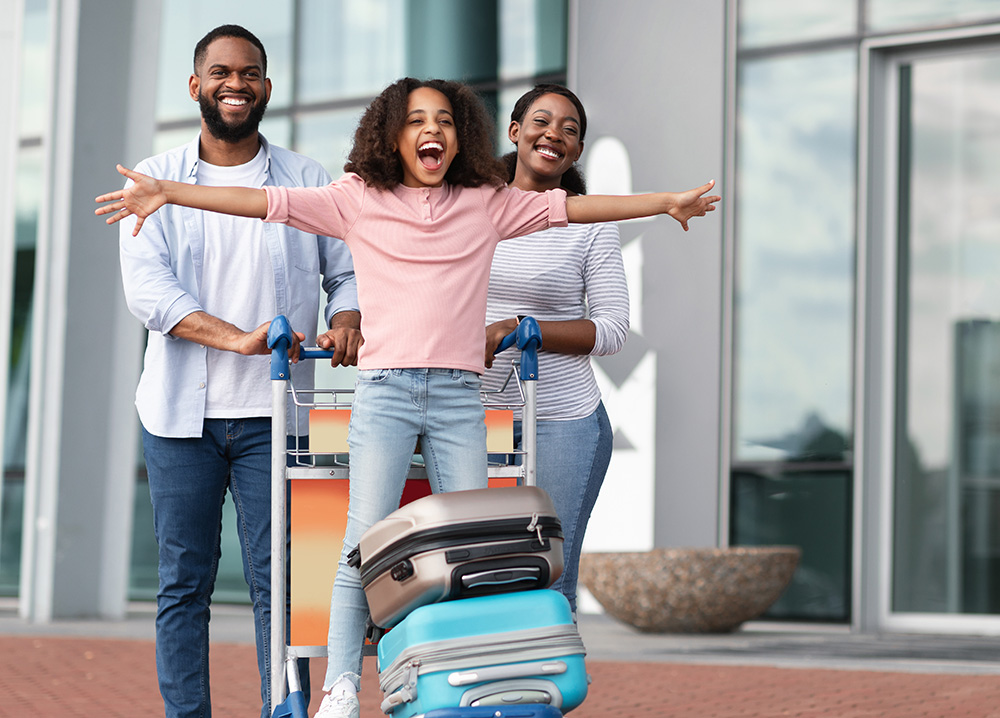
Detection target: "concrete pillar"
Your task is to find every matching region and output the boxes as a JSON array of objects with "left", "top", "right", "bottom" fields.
[
  {"left": 19, "top": 0, "right": 159, "bottom": 621},
  {"left": 569, "top": 0, "right": 727, "bottom": 549}
]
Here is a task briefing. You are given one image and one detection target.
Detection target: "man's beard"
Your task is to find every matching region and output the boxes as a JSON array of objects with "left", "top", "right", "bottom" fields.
[{"left": 199, "top": 92, "right": 268, "bottom": 143}]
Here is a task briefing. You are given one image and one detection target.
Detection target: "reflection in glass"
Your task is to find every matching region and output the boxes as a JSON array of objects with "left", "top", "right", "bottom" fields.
[
  {"left": 733, "top": 51, "right": 856, "bottom": 463},
  {"left": 869, "top": 1, "right": 1000, "bottom": 32},
  {"left": 738, "top": 0, "right": 855, "bottom": 49},
  {"left": 2, "top": 147, "right": 44, "bottom": 595},
  {"left": 298, "top": 0, "right": 405, "bottom": 104},
  {"left": 156, "top": 0, "right": 294, "bottom": 123},
  {"left": 499, "top": 0, "right": 567, "bottom": 80},
  {"left": 893, "top": 51, "right": 1000, "bottom": 614},
  {"left": 496, "top": 84, "right": 532, "bottom": 151},
  {"left": 18, "top": 0, "right": 50, "bottom": 136},
  {"left": 731, "top": 469, "right": 851, "bottom": 620},
  {"left": 294, "top": 110, "right": 362, "bottom": 180},
  {"left": 405, "top": 1, "right": 498, "bottom": 84}
]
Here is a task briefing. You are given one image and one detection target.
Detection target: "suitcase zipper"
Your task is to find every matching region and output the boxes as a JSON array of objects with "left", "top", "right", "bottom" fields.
[
  {"left": 378, "top": 624, "right": 585, "bottom": 696},
  {"left": 355, "top": 517, "right": 563, "bottom": 584}
]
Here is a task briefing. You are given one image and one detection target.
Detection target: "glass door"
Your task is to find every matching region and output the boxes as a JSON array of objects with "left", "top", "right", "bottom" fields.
[{"left": 867, "top": 36, "right": 1000, "bottom": 630}]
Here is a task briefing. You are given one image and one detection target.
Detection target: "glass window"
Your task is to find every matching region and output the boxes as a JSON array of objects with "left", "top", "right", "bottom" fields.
[
  {"left": 868, "top": 1, "right": 1000, "bottom": 33},
  {"left": 499, "top": 0, "right": 567, "bottom": 79},
  {"left": 733, "top": 50, "right": 857, "bottom": 463},
  {"left": 496, "top": 84, "right": 532, "bottom": 155},
  {"left": 297, "top": 0, "right": 406, "bottom": 104},
  {"left": 2, "top": 147, "right": 44, "bottom": 596},
  {"left": 294, "top": 109, "right": 360, "bottom": 179},
  {"left": 731, "top": 469, "right": 852, "bottom": 620},
  {"left": 156, "top": 0, "right": 295, "bottom": 123},
  {"left": 18, "top": 0, "right": 51, "bottom": 136},
  {"left": 404, "top": 0, "right": 498, "bottom": 84},
  {"left": 892, "top": 50, "right": 1000, "bottom": 614},
  {"left": 3, "top": 0, "right": 50, "bottom": 598},
  {"left": 738, "top": 0, "right": 856, "bottom": 49}
]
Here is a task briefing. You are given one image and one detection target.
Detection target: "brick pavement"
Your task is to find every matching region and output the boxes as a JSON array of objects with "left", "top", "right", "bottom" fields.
[{"left": 3, "top": 634, "right": 1000, "bottom": 718}]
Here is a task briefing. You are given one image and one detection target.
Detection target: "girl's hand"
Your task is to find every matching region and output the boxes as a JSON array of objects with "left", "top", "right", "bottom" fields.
[
  {"left": 95, "top": 164, "right": 169, "bottom": 236},
  {"left": 484, "top": 318, "right": 519, "bottom": 369},
  {"left": 667, "top": 180, "right": 721, "bottom": 231}
]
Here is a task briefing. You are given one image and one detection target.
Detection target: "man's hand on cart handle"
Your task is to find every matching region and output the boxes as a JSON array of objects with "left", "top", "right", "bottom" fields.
[
  {"left": 317, "top": 310, "right": 363, "bottom": 367},
  {"left": 248, "top": 321, "right": 304, "bottom": 362}
]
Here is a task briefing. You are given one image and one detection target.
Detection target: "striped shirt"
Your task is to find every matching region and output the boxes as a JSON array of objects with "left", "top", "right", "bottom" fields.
[{"left": 482, "top": 222, "right": 629, "bottom": 421}]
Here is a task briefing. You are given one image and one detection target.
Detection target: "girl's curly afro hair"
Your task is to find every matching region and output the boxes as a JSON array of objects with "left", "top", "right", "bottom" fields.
[{"left": 345, "top": 77, "right": 507, "bottom": 191}]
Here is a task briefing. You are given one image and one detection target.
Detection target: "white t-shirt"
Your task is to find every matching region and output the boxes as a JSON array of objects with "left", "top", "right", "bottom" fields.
[{"left": 197, "top": 147, "right": 277, "bottom": 418}]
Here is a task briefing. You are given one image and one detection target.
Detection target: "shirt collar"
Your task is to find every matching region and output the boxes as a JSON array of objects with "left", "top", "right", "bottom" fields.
[{"left": 181, "top": 132, "right": 273, "bottom": 183}]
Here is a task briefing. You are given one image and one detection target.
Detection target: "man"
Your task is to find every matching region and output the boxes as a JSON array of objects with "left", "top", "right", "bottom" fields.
[{"left": 118, "top": 24, "right": 360, "bottom": 718}]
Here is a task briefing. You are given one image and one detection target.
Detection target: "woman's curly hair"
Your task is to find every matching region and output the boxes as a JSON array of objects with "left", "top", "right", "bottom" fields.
[{"left": 346, "top": 77, "right": 507, "bottom": 190}]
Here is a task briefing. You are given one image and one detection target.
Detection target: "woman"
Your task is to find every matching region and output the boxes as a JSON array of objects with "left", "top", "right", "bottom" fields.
[{"left": 483, "top": 84, "right": 630, "bottom": 616}]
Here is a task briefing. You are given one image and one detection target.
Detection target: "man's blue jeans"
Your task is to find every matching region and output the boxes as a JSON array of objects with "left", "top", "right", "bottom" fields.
[
  {"left": 513, "top": 401, "right": 613, "bottom": 613},
  {"left": 142, "top": 418, "right": 306, "bottom": 718},
  {"left": 323, "top": 368, "right": 489, "bottom": 690}
]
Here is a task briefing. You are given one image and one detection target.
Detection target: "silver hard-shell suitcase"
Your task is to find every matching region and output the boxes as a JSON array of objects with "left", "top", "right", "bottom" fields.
[{"left": 349, "top": 484, "right": 564, "bottom": 629}]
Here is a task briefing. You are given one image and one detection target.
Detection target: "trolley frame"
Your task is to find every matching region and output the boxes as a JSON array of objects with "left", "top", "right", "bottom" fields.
[{"left": 266, "top": 315, "right": 542, "bottom": 715}]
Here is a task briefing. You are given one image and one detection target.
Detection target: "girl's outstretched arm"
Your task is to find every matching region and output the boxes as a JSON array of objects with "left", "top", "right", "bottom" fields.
[
  {"left": 565, "top": 180, "right": 720, "bottom": 231},
  {"left": 95, "top": 164, "right": 268, "bottom": 236}
]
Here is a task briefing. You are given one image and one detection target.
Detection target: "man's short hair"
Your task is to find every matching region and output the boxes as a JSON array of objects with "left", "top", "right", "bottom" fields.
[{"left": 193, "top": 24, "right": 267, "bottom": 75}]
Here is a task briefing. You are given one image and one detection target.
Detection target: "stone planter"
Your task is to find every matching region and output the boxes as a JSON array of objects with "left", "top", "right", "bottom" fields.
[{"left": 578, "top": 546, "right": 801, "bottom": 633}]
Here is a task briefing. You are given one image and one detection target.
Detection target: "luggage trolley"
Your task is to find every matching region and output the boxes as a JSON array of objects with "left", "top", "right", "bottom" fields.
[{"left": 266, "top": 315, "right": 543, "bottom": 718}]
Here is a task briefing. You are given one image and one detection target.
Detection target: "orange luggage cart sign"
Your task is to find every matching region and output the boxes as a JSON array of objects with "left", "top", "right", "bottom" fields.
[{"left": 290, "top": 409, "right": 517, "bottom": 646}]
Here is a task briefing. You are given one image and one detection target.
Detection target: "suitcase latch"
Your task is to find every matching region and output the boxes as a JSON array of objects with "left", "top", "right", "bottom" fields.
[{"left": 390, "top": 559, "right": 415, "bottom": 582}]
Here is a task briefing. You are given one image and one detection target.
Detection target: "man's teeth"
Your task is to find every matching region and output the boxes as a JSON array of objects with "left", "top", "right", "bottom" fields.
[{"left": 221, "top": 97, "right": 248, "bottom": 106}]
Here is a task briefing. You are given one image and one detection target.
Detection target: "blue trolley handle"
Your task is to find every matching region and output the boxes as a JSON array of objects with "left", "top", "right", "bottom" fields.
[
  {"left": 495, "top": 316, "right": 541, "bottom": 487},
  {"left": 267, "top": 315, "right": 336, "bottom": 380},
  {"left": 496, "top": 316, "right": 542, "bottom": 382}
]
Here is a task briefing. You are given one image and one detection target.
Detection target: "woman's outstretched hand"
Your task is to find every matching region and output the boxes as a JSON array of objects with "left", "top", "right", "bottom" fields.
[
  {"left": 95, "top": 164, "right": 168, "bottom": 236},
  {"left": 668, "top": 180, "right": 721, "bottom": 231}
]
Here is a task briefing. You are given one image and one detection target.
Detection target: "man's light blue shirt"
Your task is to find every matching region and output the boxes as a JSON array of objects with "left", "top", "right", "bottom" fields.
[{"left": 119, "top": 134, "right": 358, "bottom": 438}]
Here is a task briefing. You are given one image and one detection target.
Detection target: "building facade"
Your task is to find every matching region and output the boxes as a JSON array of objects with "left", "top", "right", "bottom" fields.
[{"left": 1, "top": 0, "right": 999, "bottom": 636}]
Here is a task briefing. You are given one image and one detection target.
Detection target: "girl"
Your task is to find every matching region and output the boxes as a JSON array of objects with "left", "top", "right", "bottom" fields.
[
  {"left": 483, "top": 84, "right": 626, "bottom": 617},
  {"left": 96, "top": 77, "right": 719, "bottom": 718}
]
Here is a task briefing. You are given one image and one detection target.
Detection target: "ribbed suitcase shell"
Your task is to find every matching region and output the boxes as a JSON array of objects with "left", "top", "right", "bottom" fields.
[
  {"left": 352, "top": 486, "right": 564, "bottom": 628},
  {"left": 377, "top": 590, "right": 587, "bottom": 717}
]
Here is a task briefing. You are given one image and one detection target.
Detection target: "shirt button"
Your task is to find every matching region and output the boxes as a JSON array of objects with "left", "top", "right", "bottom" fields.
[{"left": 198, "top": 382, "right": 206, "bottom": 389}]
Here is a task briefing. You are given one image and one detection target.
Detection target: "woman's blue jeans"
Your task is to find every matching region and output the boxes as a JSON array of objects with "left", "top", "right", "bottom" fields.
[
  {"left": 323, "top": 368, "right": 489, "bottom": 690},
  {"left": 142, "top": 418, "right": 303, "bottom": 718},
  {"left": 514, "top": 401, "right": 613, "bottom": 613}
]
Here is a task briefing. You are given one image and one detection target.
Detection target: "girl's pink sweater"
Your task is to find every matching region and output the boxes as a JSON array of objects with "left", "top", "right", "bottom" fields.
[{"left": 264, "top": 172, "right": 567, "bottom": 373}]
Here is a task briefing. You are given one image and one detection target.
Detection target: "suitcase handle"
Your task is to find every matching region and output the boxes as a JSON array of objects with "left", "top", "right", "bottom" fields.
[
  {"left": 459, "top": 566, "right": 542, "bottom": 590},
  {"left": 448, "top": 660, "right": 567, "bottom": 687},
  {"left": 459, "top": 679, "right": 564, "bottom": 711}
]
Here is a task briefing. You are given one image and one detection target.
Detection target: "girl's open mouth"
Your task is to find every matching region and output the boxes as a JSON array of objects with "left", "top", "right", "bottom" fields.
[{"left": 418, "top": 141, "right": 445, "bottom": 170}]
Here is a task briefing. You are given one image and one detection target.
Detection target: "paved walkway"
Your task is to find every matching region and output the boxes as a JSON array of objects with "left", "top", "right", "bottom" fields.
[{"left": 3, "top": 603, "right": 1000, "bottom": 717}]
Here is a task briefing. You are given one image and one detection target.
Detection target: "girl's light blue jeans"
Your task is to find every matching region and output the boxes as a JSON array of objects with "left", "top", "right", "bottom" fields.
[{"left": 323, "top": 368, "right": 488, "bottom": 690}]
